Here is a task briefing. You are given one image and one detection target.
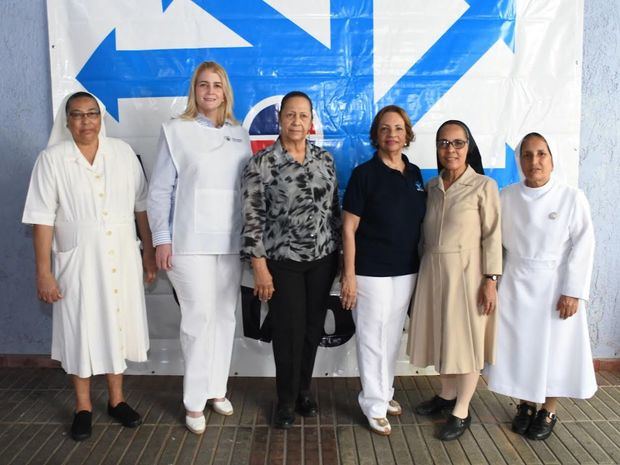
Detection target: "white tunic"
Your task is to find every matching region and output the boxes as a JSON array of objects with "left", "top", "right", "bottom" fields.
[
  {"left": 147, "top": 118, "right": 252, "bottom": 254},
  {"left": 22, "top": 138, "right": 150, "bottom": 378},
  {"left": 486, "top": 179, "right": 597, "bottom": 403}
]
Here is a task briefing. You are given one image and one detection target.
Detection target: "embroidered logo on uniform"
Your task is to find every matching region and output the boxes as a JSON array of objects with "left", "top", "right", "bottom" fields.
[{"left": 415, "top": 181, "right": 424, "bottom": 192}]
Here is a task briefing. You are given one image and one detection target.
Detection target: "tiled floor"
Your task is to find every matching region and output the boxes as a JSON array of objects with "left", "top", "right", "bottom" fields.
[{"left": 1, "top": 368, "right": 620, "bottom": 464}]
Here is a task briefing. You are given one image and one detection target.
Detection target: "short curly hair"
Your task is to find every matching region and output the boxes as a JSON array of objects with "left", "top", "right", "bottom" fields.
[{"left": 369, "top": 105, "right": 415, "bottom": 149}]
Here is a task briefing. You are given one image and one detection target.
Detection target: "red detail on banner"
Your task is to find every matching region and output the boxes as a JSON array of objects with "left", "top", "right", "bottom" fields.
[{"left": 251, "top": 139, "right": 276, "bottom": 154}]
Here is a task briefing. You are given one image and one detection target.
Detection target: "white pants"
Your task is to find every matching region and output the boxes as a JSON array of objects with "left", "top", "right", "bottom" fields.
[
  {"left": 167, "top": 254, "right": 241, "bottom": 412},
  {"left": 353, "top": 274, "right": 417, "bottom": 418}
]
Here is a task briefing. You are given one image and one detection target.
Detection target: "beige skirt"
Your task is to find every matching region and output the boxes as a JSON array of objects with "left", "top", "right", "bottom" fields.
[{"left": 407, "top": 246, "right": 496, "bottom": 374}]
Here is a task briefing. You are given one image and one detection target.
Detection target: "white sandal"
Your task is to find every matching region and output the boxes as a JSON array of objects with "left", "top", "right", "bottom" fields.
[
  {"left": 209, "top": 398, "right": 234, "bottom": 416},
  {"left": 387, "top": 399, "right": 402, "bottom": 416},
  {"left": 368, "top": 416, "right": 391, "bottom": 436},
  {"left": 185, "top": 414, "right": 206, "bottom": 434}
]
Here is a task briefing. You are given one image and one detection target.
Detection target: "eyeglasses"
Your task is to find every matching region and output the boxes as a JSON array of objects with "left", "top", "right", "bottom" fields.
[
  {"left": 437, "top": 139, "right": 468, "bottom": 149},
  {"left": 68, "top": 111, "right": 101, "bottom": 121}
]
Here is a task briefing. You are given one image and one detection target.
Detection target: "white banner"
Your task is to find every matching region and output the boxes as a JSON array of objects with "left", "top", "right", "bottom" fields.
[{"left": 47, "top": 0, "right": 584, "bottom": 376}]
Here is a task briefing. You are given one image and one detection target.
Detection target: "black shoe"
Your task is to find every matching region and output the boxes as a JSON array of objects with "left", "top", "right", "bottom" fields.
[
  {"left": 71, "top": 410, "right": 92, "bottom": 441},
  {"left": 438, "top": 413, "right": 471, "bottom": 441},
  {"left": 415, "top": 395, "right": 457, "bottom": 416},
  {"left": 512, "top": 403, "right": 536, "bottom": 435},
  {"left": 527, "top": 409, "right": 557, "bottom": 440},
  {"left": 108, "top": 402, "right": 142, "bottom": 428},
  {"left": 274, "top": 405, "right": 296, "bottom": 429},
  {"left": 295, "top": 396, "right": 318, "bottom": 417}
]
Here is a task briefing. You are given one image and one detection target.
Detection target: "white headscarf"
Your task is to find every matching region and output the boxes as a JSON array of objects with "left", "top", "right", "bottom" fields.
[
  {"left": 514, "top": 132, "right": 566, "bottom": 185},
  {"left": 47, "top": 92, "right": 107, "bottom": 148}
]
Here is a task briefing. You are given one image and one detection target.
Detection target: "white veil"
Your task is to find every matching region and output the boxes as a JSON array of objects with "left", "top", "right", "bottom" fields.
[
  {"left": 47, "top": 92, "right": 107, "bottom": 148},
  {"left": 513, "top": 132, "right": 566, "bottom": 185}
]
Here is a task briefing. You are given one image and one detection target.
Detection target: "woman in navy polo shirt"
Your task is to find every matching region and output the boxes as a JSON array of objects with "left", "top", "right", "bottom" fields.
[{"left": 340, "top": 105, "right": 426, "bottom": 435}]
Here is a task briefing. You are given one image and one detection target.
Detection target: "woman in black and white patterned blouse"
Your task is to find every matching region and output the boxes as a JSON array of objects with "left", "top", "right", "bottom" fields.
[{"left": 241, "top": 91, "right": 340, "bottom": 429}]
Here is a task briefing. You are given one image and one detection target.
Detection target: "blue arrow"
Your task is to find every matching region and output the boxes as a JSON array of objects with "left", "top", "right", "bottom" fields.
[
  {"left": 188, "top": 0, "right": 328, "bottom": 50},
  {"left": 162, "top": 0, "right": 174, "bottom": 13},
  {"left": 76, "top": 0, "right": 515, "bottom": 189},
  {"left": 377, "top": 0, "right": 516, "bottom": 125},
  {"left": 76, "top": 1, "right": 367, "bottom": 121},
  {"left": 76, "top": 29, "right": 203, "bottom": 120}
]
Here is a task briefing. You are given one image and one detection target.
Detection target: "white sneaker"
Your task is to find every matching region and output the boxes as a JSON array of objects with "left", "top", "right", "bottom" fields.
[
  {"left": 185, "top": 414, "right": 206, "bottom": 434},
  {"left": 209, "top": 398, "right": 234, "bottom": 416},
  {"left": 387, "top": 399, "right": 402, "bottom": 416}
]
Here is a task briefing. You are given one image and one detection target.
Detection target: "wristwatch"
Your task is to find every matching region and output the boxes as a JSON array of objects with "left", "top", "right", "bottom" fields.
[{"left": 485, "top": 274, "right": 498, "bottom": 281}]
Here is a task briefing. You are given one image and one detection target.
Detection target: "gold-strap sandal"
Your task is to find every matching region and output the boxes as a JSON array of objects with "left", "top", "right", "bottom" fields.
[
  {"left": 368, "top": 416, "right": 391, "bottom": 436},
  {"left": 387, "top": 399, "right": 402, "bottom": 416}
]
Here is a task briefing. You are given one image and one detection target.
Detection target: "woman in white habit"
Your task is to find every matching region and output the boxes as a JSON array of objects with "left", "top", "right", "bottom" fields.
[
  {"left": 486, "top": 132, "right": 596, "bottom": 440},
  {"left": 22, "top": 91, "right": 157, "bottom": 441},
  {"left": 147, "top": 61, "right": 252, "bottom": 434}
]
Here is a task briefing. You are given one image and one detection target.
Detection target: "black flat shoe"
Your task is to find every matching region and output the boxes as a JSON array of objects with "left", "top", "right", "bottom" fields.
[
  {"left": 108, "top": 402, "right": 142, "bottom": 428},
  {"left": 415, "top": 395, "right": 457, "bottom": 416},
  {"left": 274, "top": 405, "right": 296, "bottom": 429},
  {"left": 512, "top": 403, "right": 536, "bottom": 435},
  {"left": 438, "top": 413, "right": 471, "bottom": 441},
  {"left": 527, "top": 409, "right": 557, "bottom": 440},
  {"left": 295, "top": 396, "right": 318, "bottom": 417},
  {"left": 71, "top": 410, "right": 92, "bottom": 441}
]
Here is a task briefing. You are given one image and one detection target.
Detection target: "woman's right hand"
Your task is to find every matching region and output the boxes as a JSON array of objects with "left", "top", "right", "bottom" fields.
[
  {"left": 36, "top": 271, "right": 63, "bottom": 304},
  {"left": 340, "top": 274, "right": 357, "bottom": 310},
  {"left": 155, "top": 244, "right": 173, "bottom": 271},
  {"left": 251, "top": 257, "right": 275, "bottom": 302}
]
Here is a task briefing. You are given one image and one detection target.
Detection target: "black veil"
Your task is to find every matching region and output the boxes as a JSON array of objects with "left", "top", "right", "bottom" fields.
[{"left": 435, "top": 120, "right": 484, "bottom": 175}]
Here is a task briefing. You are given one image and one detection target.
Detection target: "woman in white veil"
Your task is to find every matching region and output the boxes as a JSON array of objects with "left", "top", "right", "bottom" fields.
[
  {"left": 486, "top": 132, "right": 596, "bottom": 441},
  {"left": 46, "top": 93, "right": 108, "bottom": 147},
  {"left": 22, "top": 91, "right": 157, "bottom": 441}
]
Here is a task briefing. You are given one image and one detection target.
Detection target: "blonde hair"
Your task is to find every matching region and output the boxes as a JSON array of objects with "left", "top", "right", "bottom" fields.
[{"left": 179, "top": 61, "right": 237, "bottom": 126}]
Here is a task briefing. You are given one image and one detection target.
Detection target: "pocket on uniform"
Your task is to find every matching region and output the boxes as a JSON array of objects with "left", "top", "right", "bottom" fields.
[
  {"left": 194, "top": 188, "right": 239, "bottom": 234},
  {"left": 53, "top": 246, "right": 79, "bottom": 284}
]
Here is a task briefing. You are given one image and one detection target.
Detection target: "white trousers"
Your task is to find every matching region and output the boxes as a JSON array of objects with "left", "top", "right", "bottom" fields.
[
  {"left": 167, "top": 254, "right": 241, "bottom": 412},
  {"left": 353, "top": 273, "right": 417, "bottom": 418}
]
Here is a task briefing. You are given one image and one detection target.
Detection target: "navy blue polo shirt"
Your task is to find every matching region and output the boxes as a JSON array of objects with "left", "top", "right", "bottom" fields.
[{"left": 343, "top": 153, "right": 426, "bottom": 277}]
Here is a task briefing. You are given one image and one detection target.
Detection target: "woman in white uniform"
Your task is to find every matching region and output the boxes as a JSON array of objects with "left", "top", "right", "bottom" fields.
[
  {"left": 23, "top": 91, "right": 157, "bottom": 441},
  {"left": 486, "top": 132, "right": 596, "bottom": 440},
  {"left": 147, "top": 61, "right": 251, "bottom": 434}
]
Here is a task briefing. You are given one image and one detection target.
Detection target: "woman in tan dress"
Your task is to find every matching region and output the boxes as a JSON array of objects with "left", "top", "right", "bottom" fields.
[{"left": 407, "top": 120, "right": 501, "bottom": 441}]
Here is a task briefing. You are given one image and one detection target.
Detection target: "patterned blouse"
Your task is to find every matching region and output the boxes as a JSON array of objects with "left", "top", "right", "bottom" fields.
[{"left": 241, "top": 139, "right": 341, "bottom": 262}]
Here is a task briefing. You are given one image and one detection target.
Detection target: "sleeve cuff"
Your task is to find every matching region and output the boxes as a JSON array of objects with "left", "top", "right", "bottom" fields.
[
  {"left": 22, "top": 211, "right": 55, "bottom": 226},
  {"left": 561, "top": 283, "right": 589, "bottom": 301},
  {"left": 241, "top": 243, "right": 267, "bottom": 260},
  {"left": 152, "top": 230, "right": 172, "bottom": 247},
  {"left": 134, "top": 199, "right": 147, "bottom": 212}
]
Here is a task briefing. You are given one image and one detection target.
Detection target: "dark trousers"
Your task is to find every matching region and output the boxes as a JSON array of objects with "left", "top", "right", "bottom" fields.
[{"left": 267, "top": 252, "right": 338, "bottom": 407}]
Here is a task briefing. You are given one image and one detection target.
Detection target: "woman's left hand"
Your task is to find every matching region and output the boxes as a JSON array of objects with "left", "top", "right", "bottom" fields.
[
  {"left": 142, "top": 247, "right": 157, "bottom": 284},
  {"left": 340, "top": 274, "right": 357, "bottom": 311},
  {"left": 557, "top": 295, "right": 579, "bottom": 319},
  {"left": 477, "top": 279, "right": 497, "bottom": 315}
]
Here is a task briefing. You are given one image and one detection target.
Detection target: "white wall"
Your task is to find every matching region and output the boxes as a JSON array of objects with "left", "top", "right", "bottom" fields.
[{"left": 578, "top": 1, "right": 620, "bottom": 358}]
